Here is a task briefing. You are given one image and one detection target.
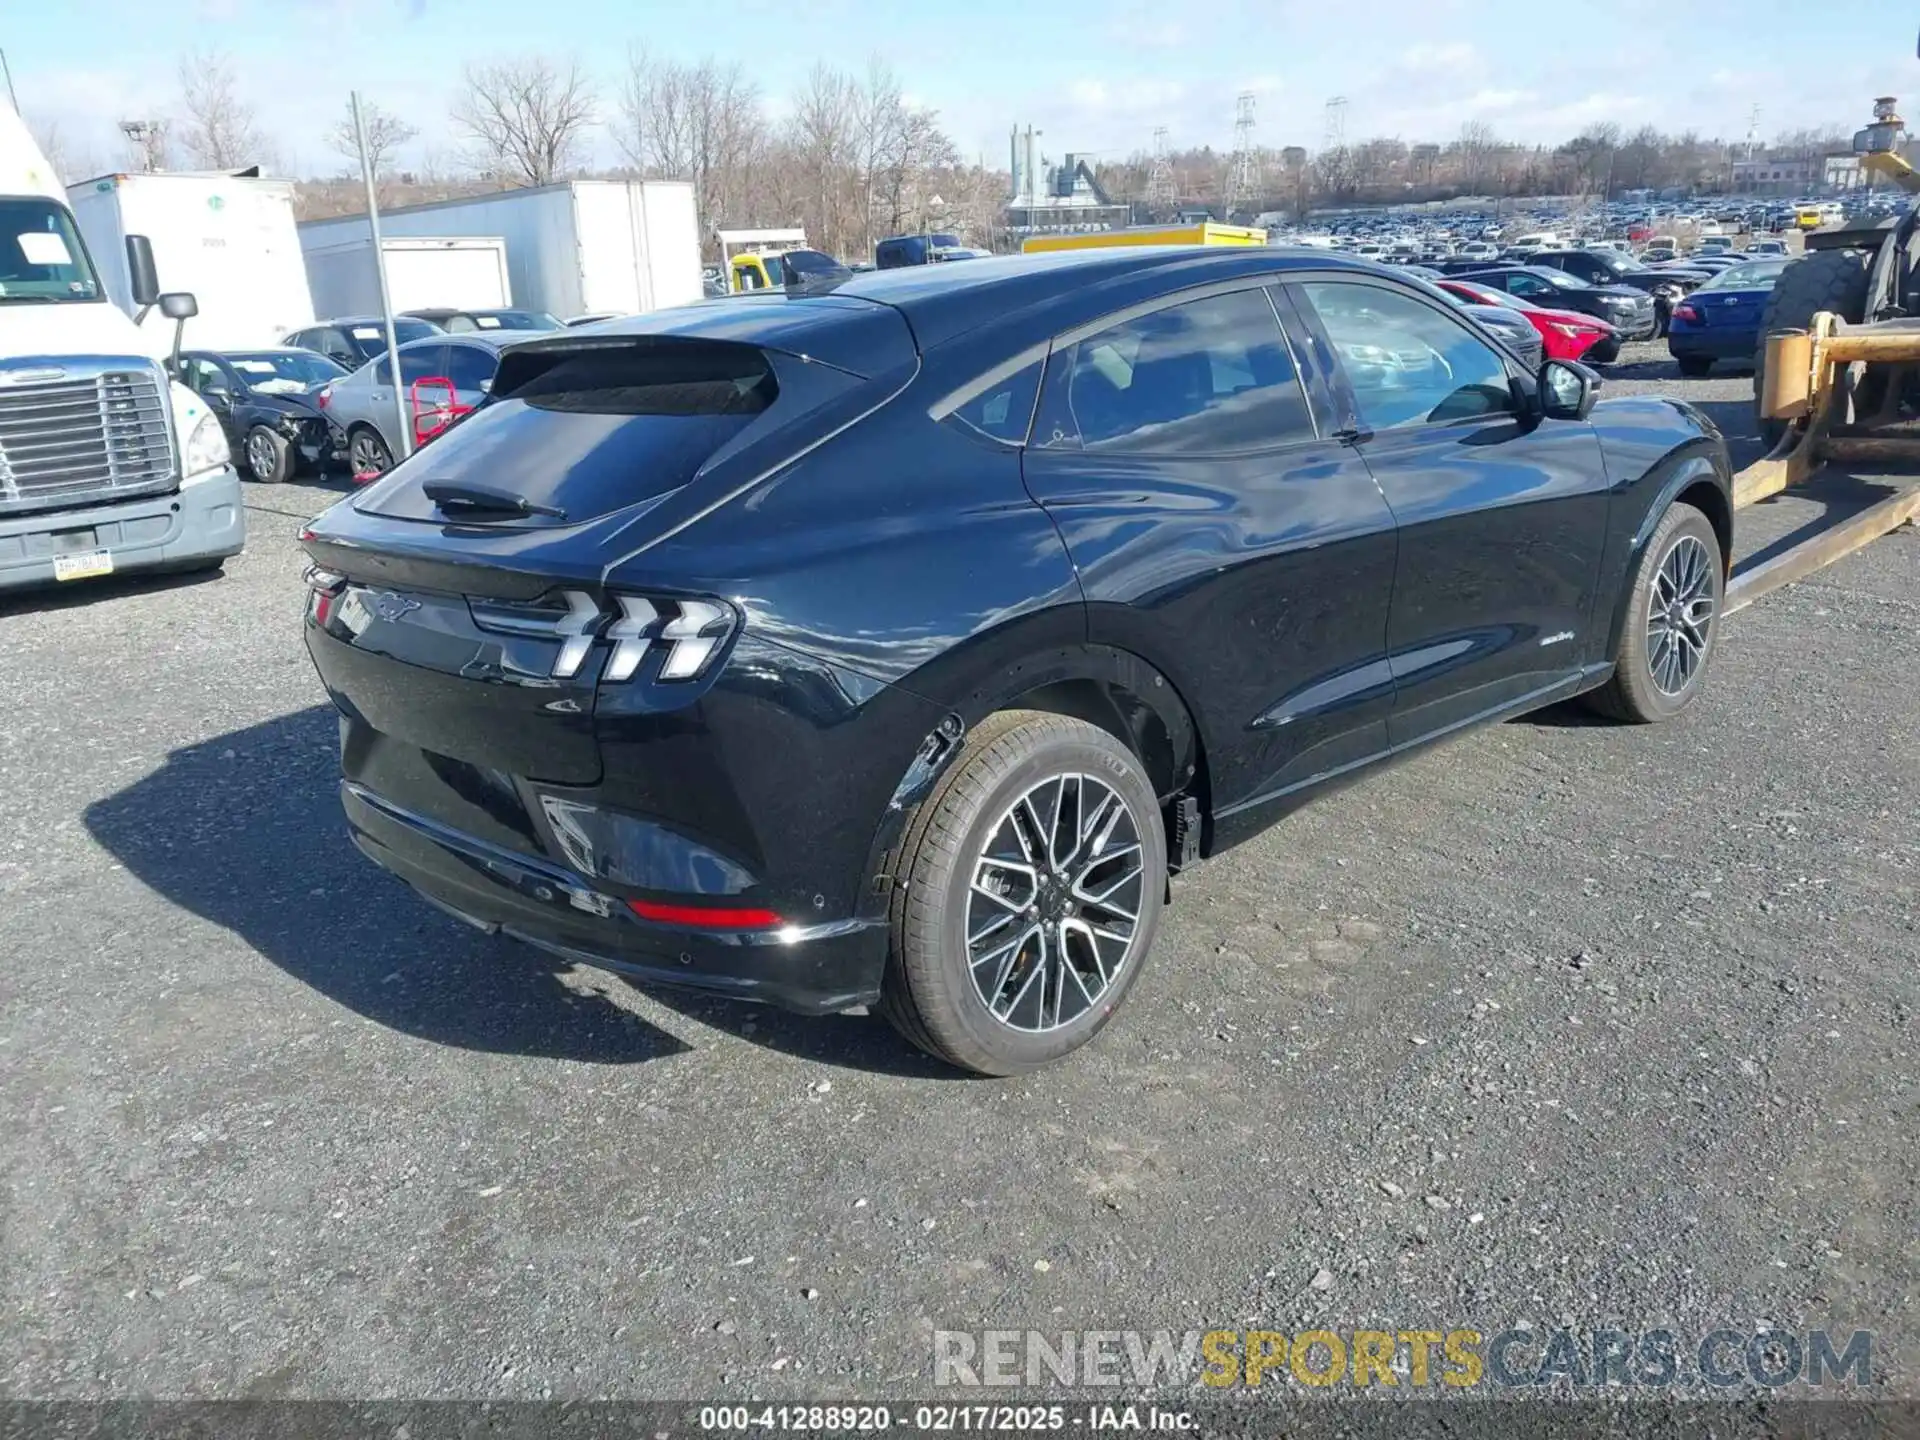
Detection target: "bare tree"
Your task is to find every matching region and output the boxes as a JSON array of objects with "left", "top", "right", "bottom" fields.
[
  {"left": 1453, "top": 120, "right": 1499, "bottom": 195},
  {"left": 452, "top": 56, "right": 597, "bottom": 187},
  {"left": 176, "top": 49, "right": 266, "bottom": 170},
  {"left": 616, "top": 49, "right": 763, "bottom": 230},
  {"left": 26, "top": 116, "right": 100, "bottom": 184},
  {"left": 326, "top": 99, "right": 418, "bottom": 191},
  {"left": 786, "top": 64, "right": 860, "bottom": 255}
]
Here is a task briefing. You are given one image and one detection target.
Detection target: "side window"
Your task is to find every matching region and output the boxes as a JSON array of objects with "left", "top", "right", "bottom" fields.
[
  {"left": 441, "top": 344, "right": 498, "bottom": 393},
  {"left": 947, "top": 358, "right": 1041, "bottom": 444},
  {"left": 1298, "top": 281, "right": 1518, "bottom": 432},
  {"left": 1030, "top": 288, "right": 1315, "bottom": 455},
  {"left": 321, "top": 330, "right": 358, "bottom": 366},
  {"left": 399, "top": 345, "right": 448, "bottom": 386},
  {"left": 370, "top": 351, "right": 396, "bottom": 385},
  {"left": 183, "top": 359, "right": 224, "bottom": 395},
  {"left": 1506, "top": 274, "right": 1549, "bottom": 298}
]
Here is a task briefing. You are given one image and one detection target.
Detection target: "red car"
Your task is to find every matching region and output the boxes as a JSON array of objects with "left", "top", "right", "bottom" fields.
[{"left": 1435, "top": 279, "right": 1621, "bottom": 364}]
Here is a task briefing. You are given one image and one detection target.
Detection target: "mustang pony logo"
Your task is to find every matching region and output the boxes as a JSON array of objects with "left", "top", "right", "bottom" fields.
[{"left": 366, "top": 591, "right": 422, "bottom": 623}]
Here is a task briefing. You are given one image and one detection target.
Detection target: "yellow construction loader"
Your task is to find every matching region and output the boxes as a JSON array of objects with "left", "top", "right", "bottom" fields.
[{"left": 1739, "top": 81, "right": 1920, "bottom": 610}]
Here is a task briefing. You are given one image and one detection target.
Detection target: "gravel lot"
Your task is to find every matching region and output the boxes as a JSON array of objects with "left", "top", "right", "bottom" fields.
[{"left": 1, "top": 342, "right": 1915, "bottom": 1409}]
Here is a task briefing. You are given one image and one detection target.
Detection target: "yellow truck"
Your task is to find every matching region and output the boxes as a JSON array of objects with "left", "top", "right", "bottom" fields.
[{"left": 1021, "top": 222, "right": 1267, "bottom": 253}]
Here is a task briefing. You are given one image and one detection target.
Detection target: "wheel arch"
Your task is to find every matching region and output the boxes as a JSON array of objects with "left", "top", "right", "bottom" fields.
[{"left": 856, "top": 634, "right": 1211, "bottom": 921}]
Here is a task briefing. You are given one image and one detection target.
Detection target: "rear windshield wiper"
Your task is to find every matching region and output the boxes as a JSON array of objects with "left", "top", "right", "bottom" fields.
[{"left": 422, "top": 481, "right": 567, "bottom": 522}]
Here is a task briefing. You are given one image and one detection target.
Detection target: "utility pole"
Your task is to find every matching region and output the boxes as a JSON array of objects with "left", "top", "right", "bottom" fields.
[
  {"left": 118, "top": 119, "right": 166, "bottom": 173},
  {"left": 352, "top": 91, "right": 413, "bottom": 463}
]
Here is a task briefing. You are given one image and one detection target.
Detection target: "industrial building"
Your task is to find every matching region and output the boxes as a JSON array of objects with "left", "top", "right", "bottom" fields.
[{"left": 1004, "top": 125, "right": 1130, "bottom": 236}]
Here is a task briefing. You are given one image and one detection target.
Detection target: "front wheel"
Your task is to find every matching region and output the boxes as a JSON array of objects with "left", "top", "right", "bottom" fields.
[
  {"left": 244, "top": 425, "right": 292, "bottom": 484},
  {"left": 1583, "top": 502, "right": 1724, "bottom": 724},
  {"left": 879, "top": 710, "right": 1167, "bottom": 1076}
]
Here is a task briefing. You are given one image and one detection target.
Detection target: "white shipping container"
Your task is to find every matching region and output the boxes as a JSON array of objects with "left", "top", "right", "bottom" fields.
[
  {"left": 303, "top": 235, "right": 511, "bottom": 317},
  {"left": 68, "top": 171, "right": 313, "bottom": 350},
  {"left": 295, "top": 180, "right": 702, "bottom": 321}
]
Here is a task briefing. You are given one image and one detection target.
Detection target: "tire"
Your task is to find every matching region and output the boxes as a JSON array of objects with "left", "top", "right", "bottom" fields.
[
  {"left": 347, "top": 426, "right": 393, "bottom": 477},
  {"left": 1675, "top": 355, "right": 1714, "bottom": 378},
  {"left": 1753, "top": 248, "right": 1870, "bottom": 448},
  {"left": 878, "top": 710, "right": 1168, "bottom": 1076},
  {"left": 1582, "top": 503, "right": 1724, "bottom": 724},
  {"left": 243, "top": 424, "right": 292, "bottom": 484}
]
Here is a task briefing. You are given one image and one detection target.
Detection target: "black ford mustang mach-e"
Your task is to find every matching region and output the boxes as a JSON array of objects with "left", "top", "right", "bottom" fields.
[{"left": 302, "top": 247, "right": 1733, "bottom": 1074}]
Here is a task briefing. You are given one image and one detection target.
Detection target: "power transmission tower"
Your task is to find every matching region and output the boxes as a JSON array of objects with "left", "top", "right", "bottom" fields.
[
  {"left": 1322, "top": 95, "right": 1348, "bottom": 153},
  {"left": 1224, "top": 93, "right": 1258, "bottom": 214},
  {"left": 1146, "top": 126, "right": 1177, "bottom": 211}
]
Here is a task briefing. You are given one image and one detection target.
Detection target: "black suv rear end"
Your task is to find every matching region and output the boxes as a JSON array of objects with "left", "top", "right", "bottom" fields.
[{"left": 301, "top": 299, "right": 953, "bottom": 1013}]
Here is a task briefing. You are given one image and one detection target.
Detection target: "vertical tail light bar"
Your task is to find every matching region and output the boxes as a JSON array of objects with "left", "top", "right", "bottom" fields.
[{"left": 304, "top": 565, "right": 346, "bottom": 627}]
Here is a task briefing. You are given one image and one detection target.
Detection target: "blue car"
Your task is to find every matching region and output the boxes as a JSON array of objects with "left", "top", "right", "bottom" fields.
[{"left": 1666, "top": 258, "right": 1790, "bottom": 375}]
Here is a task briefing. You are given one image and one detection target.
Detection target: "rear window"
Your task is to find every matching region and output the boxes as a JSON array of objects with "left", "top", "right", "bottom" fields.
[{"left": 359, "top": 341, "right": 780, "bottom": 525}]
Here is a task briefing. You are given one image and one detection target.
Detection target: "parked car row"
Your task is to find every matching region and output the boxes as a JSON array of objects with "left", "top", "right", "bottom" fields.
[{"left": 183, "top": 316, "right": 558, "bottom": 482}]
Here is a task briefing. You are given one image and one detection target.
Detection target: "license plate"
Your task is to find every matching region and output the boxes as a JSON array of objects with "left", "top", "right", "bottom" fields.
[{"left": 52, "top": 550, "right": 114, "bottom": 582}]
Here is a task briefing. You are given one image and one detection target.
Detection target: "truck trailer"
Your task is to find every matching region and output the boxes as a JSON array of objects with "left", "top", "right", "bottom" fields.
[
  {"left": 67, "top": 170, "right": 312, "bottom": 350},
  {"left": 303, "top": 235, "right": 511, "bottom": 319},
  {"left": 295, "top": 180, "right": 702, "bottom": 322}
]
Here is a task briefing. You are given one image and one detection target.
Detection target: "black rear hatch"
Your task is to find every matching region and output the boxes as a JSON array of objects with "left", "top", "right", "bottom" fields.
[{"left": 303, "top": 298, "right": 918, "bottom": 820}]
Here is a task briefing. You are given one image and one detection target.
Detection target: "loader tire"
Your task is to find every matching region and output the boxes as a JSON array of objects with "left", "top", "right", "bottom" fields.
[{"left": 1753, "top": 248, "right": 1870, "bottom": 450}]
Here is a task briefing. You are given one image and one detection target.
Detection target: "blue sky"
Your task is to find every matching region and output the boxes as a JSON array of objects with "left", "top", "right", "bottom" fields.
[{"left": 6, "top": 0, "right": 1913, "bottom": 179}]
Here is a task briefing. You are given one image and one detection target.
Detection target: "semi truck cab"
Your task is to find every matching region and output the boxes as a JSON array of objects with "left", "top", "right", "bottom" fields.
[{"left": 0, "top": 107, "right": 243, "bottom": 593}]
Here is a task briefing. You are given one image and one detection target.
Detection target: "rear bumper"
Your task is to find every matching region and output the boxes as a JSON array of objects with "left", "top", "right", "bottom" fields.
[
  {"left": 0, "top": 468, "right": 245, "bottom": 592},
  {"left": 345, "top": 781, "right": 889, "bottom": 1014},
  {"left": 1667, "top": 328, "right": 1756, "bottom": 361}
]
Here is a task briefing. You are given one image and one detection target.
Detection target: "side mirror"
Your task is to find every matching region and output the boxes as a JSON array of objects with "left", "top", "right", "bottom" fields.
[
  {"left": 126, "top": 235, "right": 160, "bottom": 308},
  {"left": 1539, "top": 359, "right": 1598, "bottom": 421},
  {"left": 159, "top": 292, "right": 198, "bottom": 321},
  {"left": 203, "top": 387, "right": 232, "bottom": 411}
]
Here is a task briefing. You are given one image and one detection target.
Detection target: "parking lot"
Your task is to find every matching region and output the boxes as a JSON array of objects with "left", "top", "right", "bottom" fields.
[{"left": 2, "top": 342, "right": 1915, "bottom": 1401}]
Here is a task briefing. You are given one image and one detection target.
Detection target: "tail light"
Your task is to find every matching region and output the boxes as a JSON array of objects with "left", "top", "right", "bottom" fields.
[
  {"left": 1673, "top": 304, "right": 1702, "bottom": 325},
  {"left": 304, "top": 565, "right": 346, "bottom": 627},
  {"left": 316, "top": 386, "right": 332, "bottom": 411},
  {"left": 468, "top": 590, "right": 737, "bottom": 684}
]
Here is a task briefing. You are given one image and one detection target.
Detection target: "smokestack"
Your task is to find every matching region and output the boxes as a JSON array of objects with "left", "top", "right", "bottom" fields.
[{"left": 1010, "top": 125, "right": 1022, "bottom": 203}]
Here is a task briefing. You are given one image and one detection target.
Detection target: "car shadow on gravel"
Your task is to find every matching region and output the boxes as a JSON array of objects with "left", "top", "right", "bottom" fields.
[{"left": 82, "top": 705, "right": 950, "bottom": 1076}]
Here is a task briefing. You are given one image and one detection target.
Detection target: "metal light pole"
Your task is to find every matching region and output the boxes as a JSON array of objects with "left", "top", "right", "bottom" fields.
[{"left": 352, "top": 90, "right": 412, "bottom": 461}]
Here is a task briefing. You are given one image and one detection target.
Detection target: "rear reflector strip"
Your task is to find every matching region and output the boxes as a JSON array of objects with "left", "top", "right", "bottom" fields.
[{"left": 627, "top": 898, "right": 784, "bottom": 930}]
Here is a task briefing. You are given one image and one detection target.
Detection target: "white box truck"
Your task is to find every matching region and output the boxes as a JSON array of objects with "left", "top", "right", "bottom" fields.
[
  {"left": 295, "top": 180, "right": 701, "bottom": 322},
  {"left": 0, "top": 108, "right": 244, "bottom": 593},
  {"left": 67, "top": 170, "right": 313, "bottom": 350},
  {"left": 303, "top": 234, "right": 511, "bottom": 318}
]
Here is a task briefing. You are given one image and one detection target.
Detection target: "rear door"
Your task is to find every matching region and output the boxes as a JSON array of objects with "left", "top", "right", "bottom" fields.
[
  {"left": 1289, "top": 277, "right": 1611, "bottom": 745},
  {"left": 1019, "top": 281, "right": 1400, "bottom": 817}
]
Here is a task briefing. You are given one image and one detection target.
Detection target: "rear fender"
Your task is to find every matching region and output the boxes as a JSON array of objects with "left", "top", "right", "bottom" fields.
[{"left": 854, "top": 629, "right": 1202, "bottom": 924}]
